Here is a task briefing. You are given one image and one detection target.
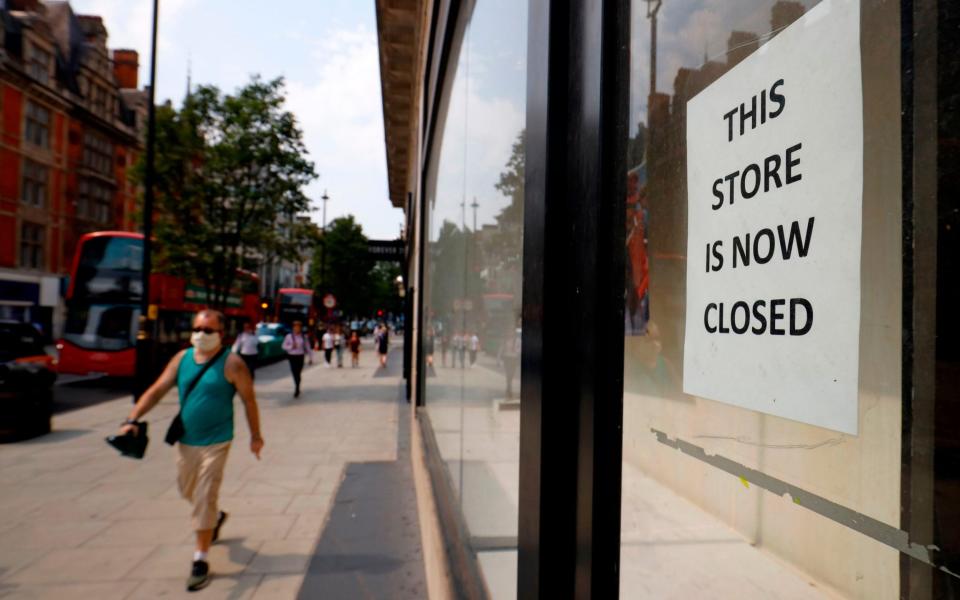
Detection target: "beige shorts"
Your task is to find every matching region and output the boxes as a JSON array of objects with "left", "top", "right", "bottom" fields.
[{"left": 176, "top": 441, "right": 231, "bottom": 531}]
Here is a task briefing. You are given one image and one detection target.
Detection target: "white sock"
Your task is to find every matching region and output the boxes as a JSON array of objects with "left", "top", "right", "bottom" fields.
[{"left": 193, "top": 551, "right": 207, "bottom": 562}]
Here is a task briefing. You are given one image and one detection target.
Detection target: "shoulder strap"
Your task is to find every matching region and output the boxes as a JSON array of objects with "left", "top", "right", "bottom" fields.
[{"left": 183, "top": 347, "right": 227, "bottom": 401}]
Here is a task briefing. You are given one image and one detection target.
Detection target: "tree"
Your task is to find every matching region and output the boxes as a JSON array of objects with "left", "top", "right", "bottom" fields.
[
  {"left": 368, "top": 262, "right": 403, "bottom": 317},
  {"left": 481, "top": 129, "right": 525, "bottom": 297},
  {"left": 307, "top": 215, "right": 405, "bottom": 318},
  {"left": 137, "top": 76, "right": 317, "bottom": 308},
  {"left": 309, "top": 216, "right": 372, "bottom": 316}
]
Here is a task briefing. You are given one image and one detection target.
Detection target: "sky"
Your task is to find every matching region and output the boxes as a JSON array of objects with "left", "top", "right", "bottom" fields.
[
  {"left": 69, "top": 0, "right": 403, "bottom": 240},
  {"left": 628, "top": 0, "right": 820, "bottom": 135}
]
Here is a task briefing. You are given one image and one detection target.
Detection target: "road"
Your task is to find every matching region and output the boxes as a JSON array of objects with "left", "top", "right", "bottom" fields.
[
  {"left": 52, "top": 377, "right": 131, "bottom": 415},
  {"left": 51, "top": 355, "right": 293, "bottom": 415}
]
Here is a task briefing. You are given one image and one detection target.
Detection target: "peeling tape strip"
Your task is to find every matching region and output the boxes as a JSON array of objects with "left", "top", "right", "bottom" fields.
[{"left": 651, "top": 428, "right": 958, "bottom": 579}]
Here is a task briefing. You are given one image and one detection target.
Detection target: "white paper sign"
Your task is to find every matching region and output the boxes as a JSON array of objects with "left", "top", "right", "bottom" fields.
[{"left": 682, "top": 0, "right": 862, "bottom": 434}]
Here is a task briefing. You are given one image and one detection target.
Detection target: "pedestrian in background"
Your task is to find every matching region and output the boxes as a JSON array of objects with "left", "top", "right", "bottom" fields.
[
  {"left": 376, "top": 323, "right": 390, "bottom": 368},
  {"left": 334, "top": 324, "right": 345, "bottom": 368},
  {"left": 321, "top": 327, "right": 335, "bottom": 368},
  {"left": 453, "top": 333, "right": 466, "bottom": 369},
  {"left": 440, "top": 330, "right": 450, "bottom": 367},
  {"left": 500, "top": 324, "right": 522, "bottom": 400},
  {"left": 468, "top": 332, "right": 480, "bottom": 367},
  {"left": 282, "top": 320, "right": 313, "bottom": 397},
  {"left": 232, "top": 321, "right": 259, "bottom": 379},
  {"left": 117, "top": 309, "right": 263, "bottom": 592},
  {"left": 349, "top": 330, "right": 361, "bottom": 367},
  {"left": 425, "top": 326, "right": 436, "bottom": 367}
]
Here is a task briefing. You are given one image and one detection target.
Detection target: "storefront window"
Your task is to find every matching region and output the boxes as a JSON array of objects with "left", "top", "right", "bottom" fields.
[
  {"left": 616, "top": 0, "right": 959, "bottom": 597},
  {"left": 421, "top": 1, "right": 527, "bottom": 596}
]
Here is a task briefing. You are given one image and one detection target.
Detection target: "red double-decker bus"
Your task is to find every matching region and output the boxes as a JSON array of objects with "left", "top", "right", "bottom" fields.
[
  {"left": 57, "top": 231, "right": 262, "bottom": 377},
  {"left": 275, "top": 288, "right": 317, "bottom": 327}
]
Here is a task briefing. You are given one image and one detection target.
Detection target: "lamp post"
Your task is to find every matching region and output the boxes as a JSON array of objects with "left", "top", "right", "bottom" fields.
[
  {"left": 320, "top": 190, "right": 329, "bottom": 291},
  {"left": 645, "top": 0, "right": 662, "bottom": 116},
  {"left": 134, "top": 0, "right": 160, "bottom": 400}
]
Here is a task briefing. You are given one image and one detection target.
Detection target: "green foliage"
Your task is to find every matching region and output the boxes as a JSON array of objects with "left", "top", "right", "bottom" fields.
[
  {"left": 308, "top": 215, "right": 404, "bottom": 318},
  {"left": 135, "top": 75, "right": 317, "bottom": 308},
  {"left": 311, "top": 215, "right": 369, "bottom": 313},
  {"left": 483, "top": 129, "right": 525, "bottom": 281},
  {"left": 429, "top": 219, "right": 483, "bottom": 319}
]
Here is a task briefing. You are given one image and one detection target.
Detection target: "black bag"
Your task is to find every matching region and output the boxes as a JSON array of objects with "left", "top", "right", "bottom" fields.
[
  {"left": 106, "top": 421, "right": 149, "bottom": 459},
  {"left": 165, "top": 347, "right": 227, "bottom": 445}
]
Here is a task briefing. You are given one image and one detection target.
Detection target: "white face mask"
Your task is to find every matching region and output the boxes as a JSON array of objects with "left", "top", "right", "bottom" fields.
[{"left": 191, "top": 330, "right": 221, "bottom": 353}]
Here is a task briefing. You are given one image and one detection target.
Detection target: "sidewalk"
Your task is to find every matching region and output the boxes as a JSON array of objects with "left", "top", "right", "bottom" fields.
[{"left": 0, "top": 347, "right": 425, "bottom": 599}]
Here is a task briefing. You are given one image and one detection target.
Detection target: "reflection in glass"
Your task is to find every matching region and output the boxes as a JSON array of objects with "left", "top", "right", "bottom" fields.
[
  {"left": 616, "top": 1, "right": 943, "bottom": 598},
  {"left": 421, "top": 1, "right": 527, "bottom": 597}
]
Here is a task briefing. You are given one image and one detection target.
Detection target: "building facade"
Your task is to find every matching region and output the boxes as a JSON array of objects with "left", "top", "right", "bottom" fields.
[
  {"left": 377, "top": 0, "right": 959, "bottom": 598},
  {"left": 0, "top": 0, "right": 143, "bottom": 338}
]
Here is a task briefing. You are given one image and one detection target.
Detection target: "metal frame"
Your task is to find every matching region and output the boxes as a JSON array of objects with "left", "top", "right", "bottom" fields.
[{"left": 518, "top": 1, "right": 628, "bottom": 597}]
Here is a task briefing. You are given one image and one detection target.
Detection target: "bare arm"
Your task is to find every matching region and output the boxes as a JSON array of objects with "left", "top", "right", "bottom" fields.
[
  {"left": 225, "top": 353, "right": 263, "bottom": 458},
  {"left": 119, "top": 350, "right": 186, "bottom": 433}
]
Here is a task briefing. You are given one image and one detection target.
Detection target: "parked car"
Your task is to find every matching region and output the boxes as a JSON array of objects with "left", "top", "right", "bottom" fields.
[
  {"left": 256, "top": 323, "right": 291, "bottom": 361},
  {"left": 0, "top": 322, "right": 56, "bottom": 443}
]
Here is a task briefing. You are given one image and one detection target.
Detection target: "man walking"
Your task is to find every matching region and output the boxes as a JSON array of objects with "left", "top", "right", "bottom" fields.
[
  {"left": 118, "top": 309, "right": 263, "bottom": 592},
  {"left": 282, "top": 320, "right": 313, "bottom": 397},
  {"left": 232, "top": 321, "right": 260, "bottom": 379}
]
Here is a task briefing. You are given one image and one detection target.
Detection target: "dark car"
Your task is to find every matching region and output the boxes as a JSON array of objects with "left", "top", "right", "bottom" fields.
[
  {"left": 255, "top": 322, "right": 291, "bottom": 361},
  {"left": 0, "top": 322, "right": 56, "bottom": 443}
]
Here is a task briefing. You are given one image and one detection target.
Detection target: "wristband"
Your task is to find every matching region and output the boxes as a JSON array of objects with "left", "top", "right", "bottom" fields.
[{"left": 123, "top": 418, "right": 138, "bottom": 426}]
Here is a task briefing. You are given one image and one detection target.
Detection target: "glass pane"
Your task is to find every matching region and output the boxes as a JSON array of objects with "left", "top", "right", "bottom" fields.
[
  {"left": 421, "top": 1, "right": 527, "bottom": 597},
  {"left": 616, "top": 1, "right": 954, "bottom": 598},
  {"left": 73, "top": 236, "right": 143, "bottom": 301}
]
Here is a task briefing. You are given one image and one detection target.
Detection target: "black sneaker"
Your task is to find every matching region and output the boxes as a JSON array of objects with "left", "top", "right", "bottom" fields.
[
  {"left": 186, "top": 560, "right": 210, "bottom": 591},
  {"left": 212, "top": 510, "right": 228, "bottom": 543}
]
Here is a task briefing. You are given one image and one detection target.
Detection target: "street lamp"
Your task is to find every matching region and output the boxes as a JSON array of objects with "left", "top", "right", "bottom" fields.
[
  {"left": 134, "top": 0, "right": 160, "bottom": 401},
  {"left": 320, "top": 190, "right": 330, "bottom": 291}
]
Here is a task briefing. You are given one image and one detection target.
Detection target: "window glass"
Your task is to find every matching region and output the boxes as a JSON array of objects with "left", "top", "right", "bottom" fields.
[
  {"left": 27, "top": 43, "right": 51, "bottom": 85},
  {"left": 83, "top": 131, "right": 114, "bottom": 175},
  {"left": 19, "top": 222, "right": 45, "bottom": 270},
  {"left": 21, "top": 159, "right": 47, "bottom": 208},
  {"left": 617, "top": 1, "right": 941, "bottom": 598},
  {"left": 63, "top": 304, "right": 138, "bottom": 351},
  {"left": 421, "top": 1, "right": 527, "bottom": 596},
  {"left": 72, "top": 236, "right": 143, "bottom": 302},
  {"left": 78, "top": 178, "right": 113, "bottom": 224},
  {"left": 24, "top": 101, "right": 50, "bottom": 148}
]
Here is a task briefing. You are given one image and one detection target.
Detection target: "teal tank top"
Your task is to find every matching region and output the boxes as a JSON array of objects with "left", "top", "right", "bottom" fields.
[{"left": 177, "top": 348, "right": 235, "bottom": 446}]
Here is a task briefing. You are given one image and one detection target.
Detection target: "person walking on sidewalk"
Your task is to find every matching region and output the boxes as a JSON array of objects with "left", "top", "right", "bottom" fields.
[
  {"left": 349, "top": 330, "right": 361, "bottom": 367},
  {"left": 232, "top": 321, "right": 260, "bottom": 379},
  {"left": 468, "top": 332, "right": 480, "bottom": 367},
  {"left": 376, "top": 323, "right": 390, "bottom": 368},
  {"left": 321, "top": 327, "right": 335, "bottom": 368},
  {"left": 117, "top": 309, "right": 263, "bottom": 592},
  {"left": 334, "top": 325, "right": 345, "bottom": 368},
  {"left": 282, "top": 320, "right": 313, "bottom": 397}
]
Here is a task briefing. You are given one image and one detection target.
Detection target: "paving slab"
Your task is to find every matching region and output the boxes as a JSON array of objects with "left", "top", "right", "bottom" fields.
[{"left": 297, "top": 366, "right": 427, "bottom": 600}]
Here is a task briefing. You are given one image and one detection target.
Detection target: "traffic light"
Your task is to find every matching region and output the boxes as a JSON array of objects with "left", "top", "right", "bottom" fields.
[{"left": 377, "top": 309, "right": 384, "bottom": 317}]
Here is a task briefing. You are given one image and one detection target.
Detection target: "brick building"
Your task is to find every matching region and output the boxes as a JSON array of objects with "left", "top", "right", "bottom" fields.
[{"left": 0, "top": 0, "right": 144, "bottom": 338}]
